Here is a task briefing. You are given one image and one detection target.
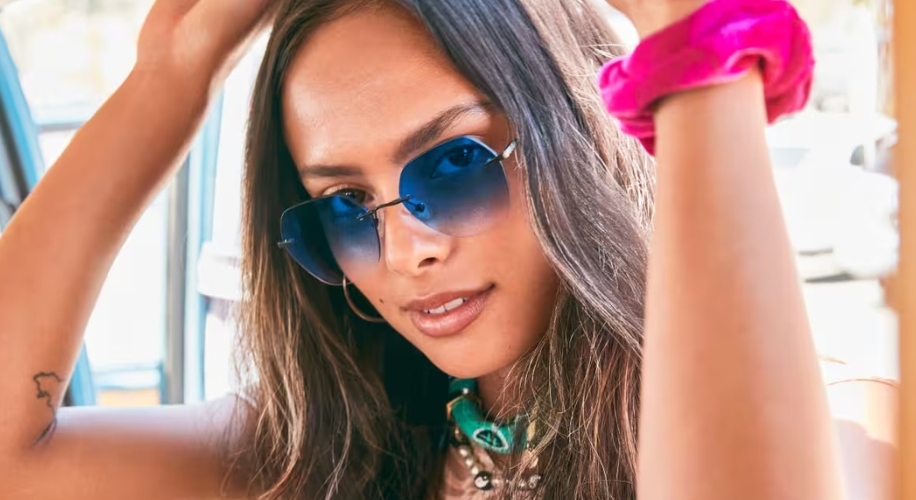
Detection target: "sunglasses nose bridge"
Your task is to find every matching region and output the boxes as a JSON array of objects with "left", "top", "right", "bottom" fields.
[
  {"left": 357, "top": 195, "right": 412, "bottom": 222},
  {"left": 375, "top": 199, "right": 456, "bottom": 278}
]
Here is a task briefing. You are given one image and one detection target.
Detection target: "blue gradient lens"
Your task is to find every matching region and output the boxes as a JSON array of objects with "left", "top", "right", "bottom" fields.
[
  {"left": 279, "top": 136, "right": 512, "bottom": 284},
  {"left": 279, "top": 195, "right": 380, "bottom": 285},
  {"left": 400, "top": 136, "right": 509, "bottom": 236}
]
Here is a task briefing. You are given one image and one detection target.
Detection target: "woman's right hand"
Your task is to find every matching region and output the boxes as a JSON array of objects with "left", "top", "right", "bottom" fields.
[{"left": 135, "top": 0, "right": 275, "bottom": 95}]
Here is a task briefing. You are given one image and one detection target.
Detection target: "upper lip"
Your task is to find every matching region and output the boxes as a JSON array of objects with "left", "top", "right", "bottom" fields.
[{"left": 403, "top": 284, "right": 493, "bottom": 312}]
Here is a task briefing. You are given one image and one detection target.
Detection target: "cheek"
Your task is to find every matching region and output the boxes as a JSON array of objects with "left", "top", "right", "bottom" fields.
[
  {"left": 486, "top": 171, "right": 561, "bottom": 340},
  {"left": 347, "top": 267, "right": 389, "bottom": 310},
  {"left": 501, "top": 162, "right": 543, "bottom": 262},
  {"left": 502, "top": 221, "right": 560, "bottom": 327},
  {"left": 512, "top": 177, "right": 561, "bottom": 325}
]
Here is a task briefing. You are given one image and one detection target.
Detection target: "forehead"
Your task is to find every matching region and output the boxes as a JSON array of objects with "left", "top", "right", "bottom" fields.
[{"left": 281, "top": 4, "right": 489, "bottom": 168}]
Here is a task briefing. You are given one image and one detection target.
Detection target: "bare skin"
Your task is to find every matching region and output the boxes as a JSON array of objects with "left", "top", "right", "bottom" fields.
[
  {"left": 0, "top": 0, "right": 896, "bottom": 499},
  {"left": 0, "top": 0, "right": 271, "bottom": 498},
  {"left": 280, "top": 4, "right": 560, "bottom": 413}
]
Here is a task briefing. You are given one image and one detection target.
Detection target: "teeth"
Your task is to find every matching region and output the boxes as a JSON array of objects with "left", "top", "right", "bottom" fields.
[{"left": 424, "top": 297, "right": 467, "bottom": 315}]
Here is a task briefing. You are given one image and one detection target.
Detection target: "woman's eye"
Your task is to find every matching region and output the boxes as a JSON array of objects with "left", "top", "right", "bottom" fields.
[
  {"left": 430, "top": 145, "right": 489, "bottom": 178},
  {"left": 446, "top": 146, "right": 481, "bottom": 168},
  {"left": 330, "top": 188, "right": 368, "bottom": 205}
]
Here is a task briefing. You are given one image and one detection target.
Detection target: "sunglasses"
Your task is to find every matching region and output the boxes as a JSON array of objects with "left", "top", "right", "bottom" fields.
[{"left": 278, "top": 136, "right": 518, "bottom": 285}]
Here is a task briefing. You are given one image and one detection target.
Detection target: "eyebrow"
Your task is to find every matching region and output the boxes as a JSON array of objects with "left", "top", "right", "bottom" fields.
[{"left": 298, "top": 100, "right": 493, "bottom": 179}]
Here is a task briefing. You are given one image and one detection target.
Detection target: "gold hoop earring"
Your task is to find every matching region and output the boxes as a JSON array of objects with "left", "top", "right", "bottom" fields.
[{"left": 341, "top": 276, "right": 386, "bottom": 323}]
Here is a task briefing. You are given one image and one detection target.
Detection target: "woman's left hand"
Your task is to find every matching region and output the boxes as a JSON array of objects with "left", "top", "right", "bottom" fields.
[{"left": 605, "top": 0, "right": 708, "bottom": 36}]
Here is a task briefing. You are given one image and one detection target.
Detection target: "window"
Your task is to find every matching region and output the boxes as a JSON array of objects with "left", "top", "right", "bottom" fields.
[
  {"left": 196, "top": 38, "right": 267, "bottom": 401},
  {"left": 0, "top": 0, "right": 898, "bottom": 410},
  {"left": 1, "top": 0, "right": 165, "bottom": 406},
  {"left": 776, "top": 0, "right": 899, "bottom": 380}
]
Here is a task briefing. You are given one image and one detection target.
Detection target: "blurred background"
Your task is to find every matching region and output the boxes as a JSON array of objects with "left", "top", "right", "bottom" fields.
[{"left": 0, "top": 0, "right": 900, "bottom": 406}]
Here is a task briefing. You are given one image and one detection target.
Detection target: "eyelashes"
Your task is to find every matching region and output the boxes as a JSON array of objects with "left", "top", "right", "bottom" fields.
[{"left": 325, "top": 186, "right": 370, "bottom": 205}]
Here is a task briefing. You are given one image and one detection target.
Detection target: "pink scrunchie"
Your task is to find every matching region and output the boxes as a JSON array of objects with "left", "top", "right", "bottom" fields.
[{"left": 597, "top": 0, "right": 815, "bottom": 155}]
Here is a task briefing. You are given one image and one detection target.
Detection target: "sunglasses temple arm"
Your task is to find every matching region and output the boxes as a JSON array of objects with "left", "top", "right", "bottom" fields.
[{"left": 488, "top": 139, "right": 517, "bottom": 166}]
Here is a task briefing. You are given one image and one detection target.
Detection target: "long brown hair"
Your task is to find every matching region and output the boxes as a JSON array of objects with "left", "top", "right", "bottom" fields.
[{"left": 234, "top": 0, "right": 654, "bottom": 498}]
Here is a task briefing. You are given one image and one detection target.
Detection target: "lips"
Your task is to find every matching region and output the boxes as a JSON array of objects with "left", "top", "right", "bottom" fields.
[{"left": 404, "top": 285, "right": 494, "bottom": 337}]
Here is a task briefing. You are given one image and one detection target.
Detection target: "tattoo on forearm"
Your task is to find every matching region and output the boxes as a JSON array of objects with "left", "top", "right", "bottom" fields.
[{"left": 32, "top": 372, "right": 63, "bottom": 445}]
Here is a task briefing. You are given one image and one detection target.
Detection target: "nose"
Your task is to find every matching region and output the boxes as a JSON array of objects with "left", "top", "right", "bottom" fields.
[{"left": 378, "top": 202, "right": 454, "bottom": 278}]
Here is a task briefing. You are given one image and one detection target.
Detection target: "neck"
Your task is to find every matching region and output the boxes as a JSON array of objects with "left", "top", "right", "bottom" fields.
[{"left": 476, "top": 366, "right": 523, "bottom": 422}]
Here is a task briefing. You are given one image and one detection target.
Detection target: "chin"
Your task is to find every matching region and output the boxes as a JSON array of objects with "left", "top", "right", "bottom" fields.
[
  {"left": 425, "top": 344, "right": 522, "bottom": 381},
  {"left": 393, "top": 312, "right": 540, "bottom": 380},
  {"left": 436, "top": 361, "right": 494, "bottom": 380}
]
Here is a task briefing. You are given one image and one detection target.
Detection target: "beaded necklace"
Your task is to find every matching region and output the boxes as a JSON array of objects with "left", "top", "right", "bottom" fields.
[{"left": 446, "top": 379, "right": 542, "bottom": 492}]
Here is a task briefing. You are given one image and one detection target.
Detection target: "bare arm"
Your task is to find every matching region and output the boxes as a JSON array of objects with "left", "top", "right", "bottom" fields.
[
  {"left": 0, "top": 48, "right": 210, "bottom": 454},
  {"left": 632, "top": 27, "right": 843, "bottom": 500},
  {"left": 6, "top": 397, "right": 250, "bottom": 500},
  {"left": 0, "top": 0, "right": 270, "bottom": 497}
]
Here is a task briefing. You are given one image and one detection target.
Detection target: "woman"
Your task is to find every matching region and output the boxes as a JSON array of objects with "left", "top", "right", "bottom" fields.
[{"left": 0, "top": 0, "right": 892, "bottom": 499}]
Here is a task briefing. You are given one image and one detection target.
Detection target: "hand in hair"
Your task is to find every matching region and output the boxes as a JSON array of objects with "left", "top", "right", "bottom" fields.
[
  {"left": 136, "top": 0, "right": 277, "bottom": 92},
  {"left": 605, "top": 0, "right": 709, "bottom": 36}
]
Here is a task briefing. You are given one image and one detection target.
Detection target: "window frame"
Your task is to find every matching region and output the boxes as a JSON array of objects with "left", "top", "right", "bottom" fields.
[
  {"left": 0, "top": 26, "right": 96, "bottom": 406},
  {"left": 0, "top": 16, "right": 224, "bottom": 406}
]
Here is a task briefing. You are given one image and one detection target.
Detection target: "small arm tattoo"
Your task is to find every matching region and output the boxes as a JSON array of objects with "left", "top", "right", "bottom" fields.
[{"left": 32, "top": 371, "right": 63, "bottom": 445}]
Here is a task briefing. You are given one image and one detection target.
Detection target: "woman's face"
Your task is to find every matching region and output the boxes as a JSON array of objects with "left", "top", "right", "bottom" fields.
[{"left": 281, "top": 4, "right": 560, "bottom": 379}]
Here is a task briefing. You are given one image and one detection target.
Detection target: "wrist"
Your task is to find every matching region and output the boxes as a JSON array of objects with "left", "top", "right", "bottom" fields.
[
  {"left": 125, "top": 62, "right": 212, "bottom": 114},
  {"left": 117, "top": 66, "right": 213, "bottom": 149},
  {"left": 598, "top": 0, "right": 814, "bottom": 155}
]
